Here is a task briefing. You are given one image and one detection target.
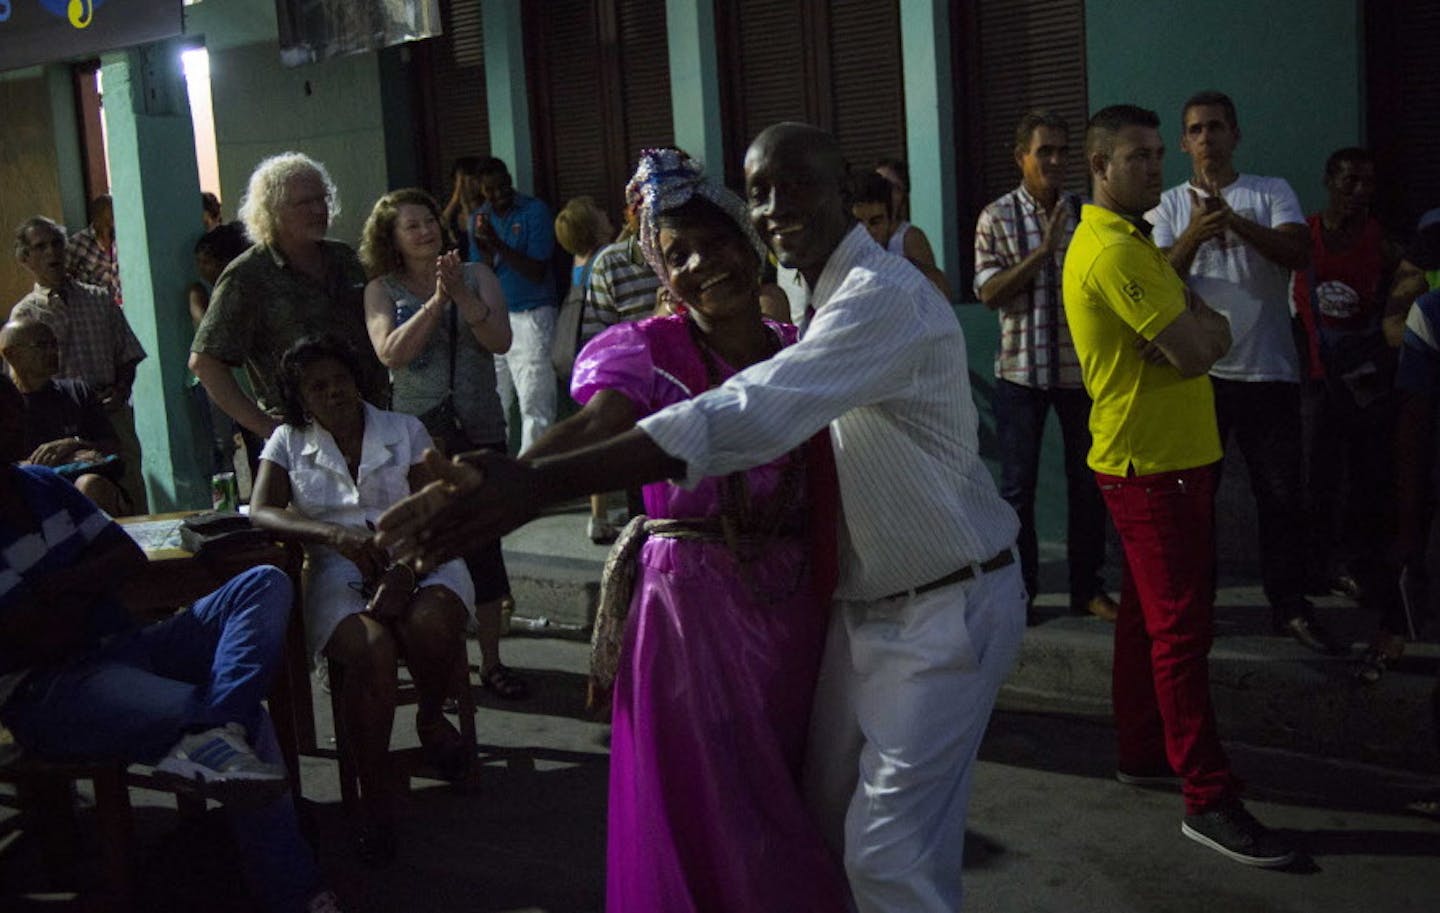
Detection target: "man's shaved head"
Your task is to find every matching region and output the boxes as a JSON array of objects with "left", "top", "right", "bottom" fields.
[
  {"left": 0, "top": 317, "right": 53, "bottom": 348},
  {"left": 744, "top": 122, "right": 848, "bottom": 188},
  {"left": 743, "top": 122, "right": 854, "bottom": 284}
]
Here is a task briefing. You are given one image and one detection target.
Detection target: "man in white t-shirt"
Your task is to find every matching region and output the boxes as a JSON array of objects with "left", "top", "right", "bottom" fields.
[{"left": 1148, "top": 90, "right": 1340, "bottom": 655}]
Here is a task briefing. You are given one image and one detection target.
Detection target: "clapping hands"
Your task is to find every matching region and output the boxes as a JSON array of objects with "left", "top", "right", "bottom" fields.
[
  {"left": 436, "top": 250, "right": 466, "bottom": 301},
  {"left": 1185, "top": 186, "right": 1230, "bottom": 244}
]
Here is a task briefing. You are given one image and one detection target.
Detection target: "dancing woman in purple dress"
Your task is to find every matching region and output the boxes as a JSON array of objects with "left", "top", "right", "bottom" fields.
[{"left": 523, "top": 149, "right": 848, "bottom": 912}]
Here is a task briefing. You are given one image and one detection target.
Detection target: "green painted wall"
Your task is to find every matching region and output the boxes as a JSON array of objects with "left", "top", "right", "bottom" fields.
[
  {"left": 101, "top": 43, "right": 211, "bottom": 510},
  {"left": 45, "top": 65, "right": 88, "bottom": 229},
  {"left": 900, "top": 0, "right": 959, "bottom": 289},
  {"left": 1085, "top": 0, "right": 1363, "bottom": 213},
  {"left": 483, "top": 0, "right": 535, "bottom": 193},
  {"left": 186, "top": 0, "right": 392, "bottom": 246},
  {"left": 667, "top": 0, "right": 724, "bottom": 173}
]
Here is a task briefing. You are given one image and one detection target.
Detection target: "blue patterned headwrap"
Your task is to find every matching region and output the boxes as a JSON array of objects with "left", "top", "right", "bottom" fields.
[{"left": 624, "top": 148, "right": 768, "bottom": 307}]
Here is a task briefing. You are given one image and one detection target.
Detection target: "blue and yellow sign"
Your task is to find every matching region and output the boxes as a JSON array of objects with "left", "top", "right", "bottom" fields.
[
  {"left": 0, "top": 1, "right": 180, "bottom": 72},
  {"left": 38, "top": 0, "right": 107, "bottom": 30}
]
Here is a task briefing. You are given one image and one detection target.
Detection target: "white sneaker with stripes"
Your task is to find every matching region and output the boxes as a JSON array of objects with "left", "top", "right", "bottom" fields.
[{"left": 155, "top": 722, "right": 287, "bottom": 806}]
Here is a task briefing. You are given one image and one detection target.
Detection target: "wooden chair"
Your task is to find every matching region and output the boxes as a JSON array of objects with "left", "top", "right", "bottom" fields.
[
  {"left": 0, "top": 757, "right": 136, "bottom": 912},
  {"left": 326, "top": 639, "right": 478, "bottom": 816}
]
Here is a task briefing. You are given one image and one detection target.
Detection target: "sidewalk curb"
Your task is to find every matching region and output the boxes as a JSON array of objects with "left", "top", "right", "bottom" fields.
[{"left": 501, "top": 541, "right": 1440, "bottom": 772}]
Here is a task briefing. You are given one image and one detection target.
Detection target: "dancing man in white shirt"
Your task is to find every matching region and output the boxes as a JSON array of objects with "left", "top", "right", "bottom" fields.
[{"left": 376, "top": 122, "right": 1024, "bottom": 913}]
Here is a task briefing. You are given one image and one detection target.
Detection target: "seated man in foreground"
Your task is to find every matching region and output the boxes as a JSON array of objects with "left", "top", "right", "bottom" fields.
[
  {"left": 0, "top": 375, "right": 341, "bottom": 913},
  {"left": 0, "top": 316, "right": 128, "bottom": 515}
]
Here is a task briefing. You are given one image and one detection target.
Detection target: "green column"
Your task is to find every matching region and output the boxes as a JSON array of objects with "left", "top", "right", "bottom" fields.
[
  {"left": 100, "top": 41, "right": 209, "bottom": 511},
  {"left": 899, "top": 0, "right": 958, "bottom": 293},
  {"left": 666, "top": 0, "right": 724, "bottom": 173},
  {"left": 483, "top": 0, "right": 534, "bottom": 191}
]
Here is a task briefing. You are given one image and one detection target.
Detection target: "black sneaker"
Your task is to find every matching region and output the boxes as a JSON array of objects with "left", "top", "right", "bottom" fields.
[
  {"left": 1276, "top": 615, "right": 1346, "bottom": 656},
  {"left": 1182, "top": 801, "right": 1296, "bottom": 867}
]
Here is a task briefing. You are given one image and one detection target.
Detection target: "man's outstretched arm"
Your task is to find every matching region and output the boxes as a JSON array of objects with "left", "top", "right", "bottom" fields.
[{"left": 376, "top": 429, "right": 683, "bottom": 571}]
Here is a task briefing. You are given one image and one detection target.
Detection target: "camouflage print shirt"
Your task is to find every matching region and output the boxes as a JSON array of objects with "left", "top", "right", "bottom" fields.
[{"left": 191, "top": 240, "right": 389, "bottom": 414}]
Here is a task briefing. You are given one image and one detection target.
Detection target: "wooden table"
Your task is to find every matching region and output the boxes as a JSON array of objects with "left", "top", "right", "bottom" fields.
[{"left": 116, "top": 512, "right": 317, "bottom": 794}]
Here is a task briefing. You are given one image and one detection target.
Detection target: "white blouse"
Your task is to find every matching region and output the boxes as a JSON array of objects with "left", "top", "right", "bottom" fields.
[{"left": 260, "top": 402, "right": 434, "bottom": 531}]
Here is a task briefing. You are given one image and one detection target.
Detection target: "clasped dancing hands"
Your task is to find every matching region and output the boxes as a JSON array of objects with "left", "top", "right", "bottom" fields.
[{"left": 376, "top": 448, "right": 539, "bottom": 573}]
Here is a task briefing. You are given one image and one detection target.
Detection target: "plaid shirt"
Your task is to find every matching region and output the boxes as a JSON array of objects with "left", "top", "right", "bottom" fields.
[
  {"left": 583, "top": 236, "right": 660, "bottom": 341},
  {"left": 65, "top": 227, "right": 121, "bottom": 306},
  {"left": 973, "top": 186, "right": 1083, "bottom": 389},
  {"left": 11, "top": 281, "right": 146, "bottom": 393}
]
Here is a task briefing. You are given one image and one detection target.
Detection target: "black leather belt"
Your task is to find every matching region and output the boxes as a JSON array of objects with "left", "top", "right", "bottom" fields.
[{"left": 883, "top": 548, "right": 1016, "bottom": 601}]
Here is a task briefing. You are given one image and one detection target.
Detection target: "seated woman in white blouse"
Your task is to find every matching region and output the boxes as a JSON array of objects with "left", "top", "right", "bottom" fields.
[{"left": 249, "top": 334, "right": 473, "bottom": 865}]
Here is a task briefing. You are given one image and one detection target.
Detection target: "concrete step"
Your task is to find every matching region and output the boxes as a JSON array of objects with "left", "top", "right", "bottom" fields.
[{"left": 500, "top": 509, "right": 1440, "bottom": 773}]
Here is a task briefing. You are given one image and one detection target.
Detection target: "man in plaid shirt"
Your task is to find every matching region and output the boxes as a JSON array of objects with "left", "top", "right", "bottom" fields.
[
  {"left": 12, "top": 217, "right": 147, "bottom": 512},
  {"left": 974, "top": 109, "right": 1115, "bottom": 623},
  {"left": 65, "top": 195, "right": 120, "bottom": 306}
]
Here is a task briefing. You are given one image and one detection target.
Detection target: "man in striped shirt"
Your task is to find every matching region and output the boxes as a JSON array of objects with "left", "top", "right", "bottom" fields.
[
  {"left": 583, "top": 205, "right": 661, "bottom": 339},
  {"left": 379, "top": 122, "right": 1024, "bottom": 912},
  {"left": 974, "top": 110, "right": 1115, "bottom": 624}
]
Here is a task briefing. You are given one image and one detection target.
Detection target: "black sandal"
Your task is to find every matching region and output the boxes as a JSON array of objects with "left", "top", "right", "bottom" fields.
[
  {"left": 480, "top": 663, "right": 530, "bottom": 700},
  {"left": 1353, "top": 640, "right": 1404, "bottom": 684}
]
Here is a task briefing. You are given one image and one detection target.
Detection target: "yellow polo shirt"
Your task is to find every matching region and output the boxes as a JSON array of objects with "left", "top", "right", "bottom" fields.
[{"left": 1062, "top": 204, "right": 1222, "bottom": 476}]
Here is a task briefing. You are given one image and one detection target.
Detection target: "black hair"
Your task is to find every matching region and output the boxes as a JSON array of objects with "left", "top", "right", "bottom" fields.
[
  {"left": 201, "top": 192, "right": 222, "bottom": 219},
  {"left": 1181, "top": 90, "right": 1238, "bottom": 130},
  {"left": 477, "top": 156, "right": 510, "bottom": 182},
  {"left": 1014, "top": 110, "right": 1070, "bottom": 154},
  {"left": 194, "top": 221, "right": 251, "bottom": 262},
  {"left": 278, "top": 334, "right": 365, "bottom": 427},
  {"left": 451, "top": 156, "right": 485, "bottom": 179},
  {"left": 852, "top": 171, "right": 897, "bottom": 217},
  {"left": 1324, "top": 147, "right": 1374, "bottom": 181},
  {"left": 1086, "top": 105, "right": 1162, "bottom": 159}
]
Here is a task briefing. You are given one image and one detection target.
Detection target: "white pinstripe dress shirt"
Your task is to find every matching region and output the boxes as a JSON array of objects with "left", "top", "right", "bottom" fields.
[{"left": 639, "top": 225, "right": 1019, "bottom": 601}]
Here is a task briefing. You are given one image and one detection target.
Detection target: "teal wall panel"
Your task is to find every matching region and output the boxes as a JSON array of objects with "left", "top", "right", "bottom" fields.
[
  {"left": 667, "top": 0, "right": 724, "bottom": 172},
  {"left": 1085, "top": 0, "right": 1363, "bottom": 212},
  {"left": 101, "top": 43, "right": 210, "bottom": 510},
  {"left": 187, "top": 0, "right": 391, "bottom": 246}
]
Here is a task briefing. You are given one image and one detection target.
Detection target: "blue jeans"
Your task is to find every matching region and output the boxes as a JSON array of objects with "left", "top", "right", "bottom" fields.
[
  {"left": 0, "top": 566, "right": 319, "bottom": 912},
  {"left": 994, "top": 379, "right": 1106, "bottom": 609}
]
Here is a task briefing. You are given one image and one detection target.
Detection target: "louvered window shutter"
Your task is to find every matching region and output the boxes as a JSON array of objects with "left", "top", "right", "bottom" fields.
[
  {"left": 719, "top": 0, "right": 905, "bottom": 184},
  {"left": 425, "top": 0, "right": 490, "bottom": 198},
  {"left": 730, "top": 0, "right": 810, "bottom": 145},
  {"left": 828, "top": 0, "right": 906, "bottom": 171},
  {"left": 616, "top": 0, "right": 676, "bottom": 166},
  {"left": 533, "top": 1, "right": 609, "bottom": 209},
  {"left": 973, "top": 0, "right": 1089, "bottom": 205},
  {"left": 1388, "top": 1, "right": 1434, "bottom": 234}
]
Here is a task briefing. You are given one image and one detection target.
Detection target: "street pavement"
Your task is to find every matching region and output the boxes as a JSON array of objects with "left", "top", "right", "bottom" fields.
[{"left": 5, "top": 634, "right": 1436, "bottom": 912}]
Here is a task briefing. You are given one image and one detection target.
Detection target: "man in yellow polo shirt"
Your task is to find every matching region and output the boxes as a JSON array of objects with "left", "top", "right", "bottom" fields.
[{"left": 1064, "top": 104, "right": 1295, "bottom": 868}]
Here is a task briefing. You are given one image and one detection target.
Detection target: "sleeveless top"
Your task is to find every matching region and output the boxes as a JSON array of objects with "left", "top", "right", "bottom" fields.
[
  {"left": 1294, "top": 214, "right": 1386, "bottom": 380},
  {"left": 380, "top": 263, "right": 507, "bottom": 445},
  {"left": 886, "top": 221, "right": 911, "bottom": 256}
]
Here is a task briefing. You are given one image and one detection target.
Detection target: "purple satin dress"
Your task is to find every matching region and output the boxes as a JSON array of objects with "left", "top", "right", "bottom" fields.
[{"left": 572, "top": 316, "right": 848, "bottom": 913}]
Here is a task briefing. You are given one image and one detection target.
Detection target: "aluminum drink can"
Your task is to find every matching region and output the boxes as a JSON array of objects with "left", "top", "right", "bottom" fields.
[{"left": 211, "top": 471, "right": 238, "bottom": 512}]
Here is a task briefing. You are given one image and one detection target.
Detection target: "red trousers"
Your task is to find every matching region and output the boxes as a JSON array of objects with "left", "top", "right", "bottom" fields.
[{"left": 1096, "top": 464, "right": 1239, "bottom": 814}]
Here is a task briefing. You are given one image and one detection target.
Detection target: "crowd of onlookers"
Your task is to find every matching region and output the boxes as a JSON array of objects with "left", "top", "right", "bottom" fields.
[{"left": 2, "top": 83, "right": 1439, "bottom": 911}]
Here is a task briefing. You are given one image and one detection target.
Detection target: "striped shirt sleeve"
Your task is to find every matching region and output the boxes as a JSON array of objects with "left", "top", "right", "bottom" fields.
[{"left": 638, "top": 280, "right": 928, "bottom": 485}]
